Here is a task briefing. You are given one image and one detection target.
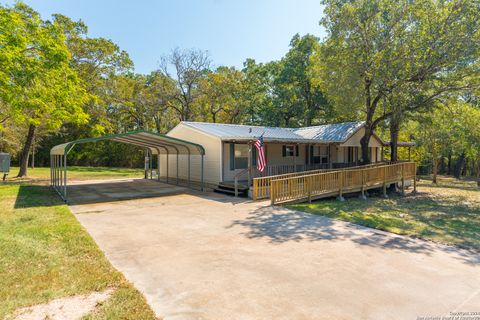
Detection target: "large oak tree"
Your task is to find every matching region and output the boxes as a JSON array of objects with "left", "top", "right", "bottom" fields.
[{"left": 318, "top": 0, "right": 480, "bottom": 163}]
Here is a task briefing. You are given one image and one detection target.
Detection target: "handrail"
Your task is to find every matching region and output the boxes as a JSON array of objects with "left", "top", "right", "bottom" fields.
[
  {"left": 269, "top": 162, "right": 416, "bottom": 205},
  {"left": 252, "top": 161, "right": 392, "bottom": 200},
  {"left": 233, "top": 168, "right": 250, "bottom": 197}
]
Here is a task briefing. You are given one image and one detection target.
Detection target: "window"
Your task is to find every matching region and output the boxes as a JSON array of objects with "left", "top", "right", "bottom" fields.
[
  {"left": 282, "top": 145, "right": 299, "bottom": 157},
  {"left": 229, "top": 143, "right": 248, "bottom": 170},
  {"left": 347, "top": 147, "right": 355, "bottom": 163},
  {"left": 312, "top": 146, "right": 329, "bottom": 164}
]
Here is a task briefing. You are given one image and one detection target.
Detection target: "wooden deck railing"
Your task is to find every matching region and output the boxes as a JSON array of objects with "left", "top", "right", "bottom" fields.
[
  {"left": 252, "top": 162, "right": 393, "bottom": 200},
  {"left": 269, "top": 162, "right": 416, "bottom": 205}
]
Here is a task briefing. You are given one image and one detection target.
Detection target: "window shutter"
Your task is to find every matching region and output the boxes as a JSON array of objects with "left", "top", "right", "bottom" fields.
[
  {"left": 282, "top": 145, "right": 286, "bottom": 157},
  {"left": 296, "top": 145, "right": 299, "bottom": 157},
  {"left": 252, "top": 146, "right": 257, "bottom": 166},
  {"left": 229, "top": 143, "right": 235, "bottom": 170}
]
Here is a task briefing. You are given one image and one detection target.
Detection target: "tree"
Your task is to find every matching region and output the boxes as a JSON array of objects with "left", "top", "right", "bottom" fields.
[
  {"left": 319, "top": 0, "right": 480, "bottom": 163},
  {"left": 0, "top": 3, "right": 90, "bottom": 177},
  {"left": 53, "top": 14, "right": 133, "bottom": 135},
  {"left": 159, "top": 48, "right": 211, "bottom": 121},
  {"left": 241, "top": 59, "right": 275, "bottom": 125},
  {"left": 279, "top": 34, "right": 329, "bottom": 126},
  {"left": 197, "top": 66, "right": 247, "bottom": 124}
]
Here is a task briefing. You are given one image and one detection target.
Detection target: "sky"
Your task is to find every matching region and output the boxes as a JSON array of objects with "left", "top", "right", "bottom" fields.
[{"left": 3, "top": 0, "right": 326, "bottom": 74}]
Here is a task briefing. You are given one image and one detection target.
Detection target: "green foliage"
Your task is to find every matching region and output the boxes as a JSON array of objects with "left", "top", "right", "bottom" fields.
[
  {"left": 0, "top": 3, "right": 90, "bottom": 130},
  {"left": 318, "top": 0, "right": 480, "bottom": 163}
]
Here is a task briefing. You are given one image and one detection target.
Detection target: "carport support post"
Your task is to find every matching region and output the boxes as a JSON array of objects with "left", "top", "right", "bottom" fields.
[
  {"left": 187, "top": 152, "right": 191, "bottom": 188},
  {"left": 56, "top": 155, "right": 60, "bottom": 194},
  {"left": 166, "top": 150, "right": 169, "bottom": 184},
  {"left": 149, "top": 150, "right": 153, "bottom": 179},
  {"left": 176, "top": 152, "right": 179, "bottom": 185},
  {"left": 201, "top": 154, "right": 204, "bottom": 191},
  {"left": 59, "top": 155, "right": 62, "bottom": 194},
  {"left": 144, "top": 149, "right": 148, "bottom": 179},
  {"left": 52, "top": 155, "right": 57, "bottom": 189},
  {"left": 54, "top": 155, "right": 58, "bottom": 190},
  {"left": 63, "top": 154, "right": 67, "bottom": 201},
  {"left": 157, "top": 149, "right": 161, "bottom": 181}
]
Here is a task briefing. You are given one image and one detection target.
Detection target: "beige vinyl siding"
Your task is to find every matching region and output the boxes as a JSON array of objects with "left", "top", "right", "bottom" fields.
[
  {"left": 340, "top": 127, "right": 383, "bottom": 148},
  {"left": 164, "top": 124, "right": 222, "bottom": 185},
  {"left": 266, "top": 143, "right": 306, "bottom": 166}
]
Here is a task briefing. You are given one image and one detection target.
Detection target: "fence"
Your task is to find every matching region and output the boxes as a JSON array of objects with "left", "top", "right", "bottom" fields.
[{"left": 268, "top": 162, "right": 416, "bottom": 205}]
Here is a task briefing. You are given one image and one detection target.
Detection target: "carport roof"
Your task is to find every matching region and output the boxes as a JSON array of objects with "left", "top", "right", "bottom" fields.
[{"left": 50, "top": 130, "right": 205, "bottom": 156}]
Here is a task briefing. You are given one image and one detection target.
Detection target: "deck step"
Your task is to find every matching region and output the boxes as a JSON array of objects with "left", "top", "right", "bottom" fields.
[
  {"left": 218, "top": 181, "right": 249, "bottom": 191},
  {"left": 213, "top": 187, "right": 248, "bottom": 197},
  {"left": 214, "top": 182, "right": 249, "bottom": 197}
]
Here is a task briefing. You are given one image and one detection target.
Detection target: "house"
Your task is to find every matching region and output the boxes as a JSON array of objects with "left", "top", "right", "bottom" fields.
[
  {"left": 50, "top": 120, "right": 414, "bottom": 202},
  {"left": 163, "top": 121, "right": 396, "bottom": 190}
]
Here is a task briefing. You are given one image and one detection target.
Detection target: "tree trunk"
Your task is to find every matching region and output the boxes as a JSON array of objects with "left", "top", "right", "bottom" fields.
[
  {"left": 447, "top": 152, "right": 452, "bottom": 175},
  {"left": 154, "top": 114, "right": 161, "bottom": 133},
  {"left": 390, "top": 120, "right": 400, "bottom": 162},
  {"left": 17, "top": 124, "right": 36, "bottom": 177},
  {"left": 432, "top": 145, "right": 438, "bottom": 184},
  {"left": 432, "top": 159, "right": 438, "bottom": 184},
  {"left": 454, "top": 153, "right": 466, "bottom": 179},
  {"left": 31, "top": 134, "right": 35, "bottom": 169},
  {"left": 360, "top": 125, "right": 372, "bottom": 164},
  {"left": 476, "top": 158, "right": 480, "bottom": 187}
]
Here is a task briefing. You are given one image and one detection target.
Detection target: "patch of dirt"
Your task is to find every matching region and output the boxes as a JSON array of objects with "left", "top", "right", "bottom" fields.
[{"left": 10, "top": 289, "right": 114, "bottom": 320}]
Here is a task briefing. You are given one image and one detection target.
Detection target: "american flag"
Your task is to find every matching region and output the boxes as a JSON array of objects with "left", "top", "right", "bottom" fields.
[{"left": 254, "top": 134, "right": 266, "bottom": 172}]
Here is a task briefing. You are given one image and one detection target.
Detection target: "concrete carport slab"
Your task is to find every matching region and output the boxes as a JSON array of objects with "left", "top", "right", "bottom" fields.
[
  {"left": 70, "top": 183, "right": 480, "bottom": 320},
  {"left": 67, "top": 179, "right": 187, "bottom": 205}
]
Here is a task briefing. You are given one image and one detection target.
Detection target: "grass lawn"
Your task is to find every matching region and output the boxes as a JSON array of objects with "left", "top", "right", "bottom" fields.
[
  {"left": 0, "top": 167, "right": 156, "bottom": 319},
  {"left": 288, "top": 176, "right": 480, "bottom": 251},
  {"left": 7, "top": 166, "right": 144, "bottom": 185}
]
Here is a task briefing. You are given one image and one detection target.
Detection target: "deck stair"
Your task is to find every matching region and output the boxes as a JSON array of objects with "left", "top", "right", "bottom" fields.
[{"left": 214, "top": 181, "right": 249, "bottom": 197}]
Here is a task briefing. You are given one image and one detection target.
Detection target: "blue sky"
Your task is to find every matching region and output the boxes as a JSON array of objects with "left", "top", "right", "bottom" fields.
[{"left": 3, "top": 0, "right": 326, "bottom": 74}]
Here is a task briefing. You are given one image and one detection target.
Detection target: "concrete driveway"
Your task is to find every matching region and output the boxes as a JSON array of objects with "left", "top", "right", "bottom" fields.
[{"left": 69, "top": 179, "right": 480, "bottom": 320}]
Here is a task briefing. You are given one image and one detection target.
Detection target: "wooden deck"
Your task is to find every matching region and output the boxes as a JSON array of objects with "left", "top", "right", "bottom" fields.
[{"left": 252, "top": 162, "right": 416, "bottom": 205}]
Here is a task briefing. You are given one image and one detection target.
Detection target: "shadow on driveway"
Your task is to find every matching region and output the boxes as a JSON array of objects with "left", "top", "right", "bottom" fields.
[{"left": 228, "top": 205, "right": 480, "bottom": 266}]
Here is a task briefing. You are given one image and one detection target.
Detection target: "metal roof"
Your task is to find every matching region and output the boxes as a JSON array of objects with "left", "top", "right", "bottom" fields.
[
  {"left": 293, "top": 121, "right": 365, "bottom": 142},
  {"left": 50, "top": 130, "right": 205, "bottom": 156},
  {"left": 181, "top": 122, "right": 308, "bottom": 142},
  {"left": 180, "top": 121, "right": 366, "bottom": 143}
]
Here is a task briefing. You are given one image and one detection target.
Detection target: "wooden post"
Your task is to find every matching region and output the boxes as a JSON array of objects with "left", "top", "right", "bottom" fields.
[
  {"left": 359, "top": 169, "right": 367, "bottom": 200},
  {"left": 382, "top": 165, "right": 388, "bottom": 198},
  {"left": 400, "top": 163, "right": 405, "bottom": 196},
  {"left": 270, "top": 180, "right": 276, "bottom": 205},
  {"left": 413, "top": 162, "right": 417, "bottom": 194},
  {"left": 337, "top": 171, "right": 345, "bottom": 201},
  {"left": 307, "top": 177, "right": 312, "bottom": 203}
]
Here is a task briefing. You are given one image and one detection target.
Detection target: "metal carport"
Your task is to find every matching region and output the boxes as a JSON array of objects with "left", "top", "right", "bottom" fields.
[{"left": 50, "top": 130, "right": 205, "bottom": 202}]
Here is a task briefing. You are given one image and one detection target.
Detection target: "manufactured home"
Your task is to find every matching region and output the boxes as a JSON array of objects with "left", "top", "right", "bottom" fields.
[
  {"left": 163, "top": 121, "right": 396, "bottom": 190},
  {"left": 50, "top": 120, "right": 415, "bottom": 201}
]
